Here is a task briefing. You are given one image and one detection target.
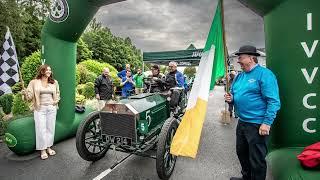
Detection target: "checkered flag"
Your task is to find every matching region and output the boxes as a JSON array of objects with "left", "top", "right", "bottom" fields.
[{"left": 0, "top": 27, "right": 19, "bottom": 96}]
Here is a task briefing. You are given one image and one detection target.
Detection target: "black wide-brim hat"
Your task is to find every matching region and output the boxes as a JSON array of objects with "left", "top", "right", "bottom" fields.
[{"left": 235, "top": 45, "right": 260, "bottom": 56}]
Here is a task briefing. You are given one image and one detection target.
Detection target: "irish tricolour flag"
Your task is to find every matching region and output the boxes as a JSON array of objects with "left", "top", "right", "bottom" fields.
[{"left": 170, "top": 0, "right": 226, "bottom": 158}]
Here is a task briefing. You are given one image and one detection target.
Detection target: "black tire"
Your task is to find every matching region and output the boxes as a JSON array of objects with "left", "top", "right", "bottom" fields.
[
  {"left": 76, "top": 111, "right": 109, "bottom": 161},
  {"left": 156, "top": 118, "right": 179, "bottom": 180}
]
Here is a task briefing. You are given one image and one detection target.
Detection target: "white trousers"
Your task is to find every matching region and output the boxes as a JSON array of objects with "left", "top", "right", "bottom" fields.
[{"left": 34, "top": 105, "right": 57, "bottom": 150}]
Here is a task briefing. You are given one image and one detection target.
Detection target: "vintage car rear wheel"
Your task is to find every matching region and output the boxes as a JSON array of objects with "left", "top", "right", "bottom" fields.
[
  {"left": 156, "top": 117, "right": 178, "bottom": 180},
  {"left": 76, "top": 111, "right": 109, "bottom": 161}
]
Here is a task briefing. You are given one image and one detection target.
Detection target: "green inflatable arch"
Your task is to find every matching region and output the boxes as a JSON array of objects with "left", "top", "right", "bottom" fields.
[
  {"left": 240, "top": 0, "right": 320, "bottom": 179},
  {"left": 5, "top": 0, "right": 125, "bottom": 155}
]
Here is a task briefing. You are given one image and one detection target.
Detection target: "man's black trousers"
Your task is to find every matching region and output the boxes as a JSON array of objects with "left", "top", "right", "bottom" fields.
[{"left": 236, "top": 121, "right": 269, "bottom": 180}]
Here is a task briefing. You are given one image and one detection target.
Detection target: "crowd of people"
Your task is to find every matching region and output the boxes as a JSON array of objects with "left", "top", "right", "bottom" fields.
[
  {"left": 18, "top": 45, "right": 281, "bottom": 180},
  {"left": 94, "top": 61, "right": 189, "bottom": 104}
]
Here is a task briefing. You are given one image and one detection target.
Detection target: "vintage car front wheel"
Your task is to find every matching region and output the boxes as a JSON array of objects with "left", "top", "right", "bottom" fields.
[
  {"left": 76, "top": 111, "right": 109, "bottom": 161},
  {"left": 156, "top": 117, "right": 179, "bottom": 180}
]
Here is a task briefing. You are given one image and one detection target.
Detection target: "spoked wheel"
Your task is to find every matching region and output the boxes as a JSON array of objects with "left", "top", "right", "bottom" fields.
[
  {"left": 156, "top": 118, "right": 178, "bottom": 180},
  {"left": 76, "top": 111, "right": 109, "bottom": 161}
]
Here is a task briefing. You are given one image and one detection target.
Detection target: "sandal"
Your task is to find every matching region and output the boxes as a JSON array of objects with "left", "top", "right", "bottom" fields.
[
  {"left": 41, "top": 151, "right": 48, "bottom": 160},
  {"left": 47, "top": 148, "right": 56, "bottom": 156}
]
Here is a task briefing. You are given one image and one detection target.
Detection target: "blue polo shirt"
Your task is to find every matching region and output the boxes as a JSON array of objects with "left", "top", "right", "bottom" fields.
[
  {"left": 230, "top": 65, "right": 281, "bottom": 125},
  {"left": 121, "top": 77, "right": 134, "bottom": 97}
]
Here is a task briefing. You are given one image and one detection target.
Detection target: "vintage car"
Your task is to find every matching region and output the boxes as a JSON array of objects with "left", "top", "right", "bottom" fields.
[{"left": 76, "top": 87, "right": 186, "bottom": 179}]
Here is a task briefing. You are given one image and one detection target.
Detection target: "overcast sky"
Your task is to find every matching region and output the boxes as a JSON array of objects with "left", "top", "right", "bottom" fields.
[{"left": 95, "top": 0, "right": 265, "bottom": 53}]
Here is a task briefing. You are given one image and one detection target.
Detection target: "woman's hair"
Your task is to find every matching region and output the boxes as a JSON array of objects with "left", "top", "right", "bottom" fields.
[{"left": 35, "top": 64, "right": 55, "bottom": 84}]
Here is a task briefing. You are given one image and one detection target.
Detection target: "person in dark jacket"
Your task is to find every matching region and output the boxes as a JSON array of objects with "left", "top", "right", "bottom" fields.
[
  {"left": 95, "top": 67, "right": 113, "bottom": 110},
  {"left": 146, "top": 64, "right": 166, "bottom": 93},
  {"left": 165, "top": 61, "right": 184, "bottom": 90}
]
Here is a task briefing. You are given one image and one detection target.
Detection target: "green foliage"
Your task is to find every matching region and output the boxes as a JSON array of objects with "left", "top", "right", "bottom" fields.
[
  {"left": 183, "top": 66, "right": 197, "bottom": 78},
  {"left": 86, "top": 71, "right": 97, "bottom": 83},
  {"left": 0, "top": 0, "right": 26, "bottom": 60},
  {"left": 21, "top": 51, "right": 41, "bottom": 85},
  {"left": 0, "top": 0, "right": 50, "bottom": 61},
  {"left": 75, "top": 68, "right": 80, "bottom": 85},
  {"left": 81, "top": 26, "right": 143, "bottom": 70},
  {"left": 12, "top": 93, "right": 30, "bottom": 115},
  {"left": 83, "top": 82, "right": 95, "bottom": 99},
  {"left": 78, "top": 60, "right": 120, "bottom": 86},
  {"left": 75, "top": 94, "right": 86, "bottom": 105},
  {"left": 76, "top": 84, "right": 86, "bottom": 95},
  {"left": 0, "top": 94, "right": 14, "bottom": 114},
  {"left": 79, "top": 60, "right": 117, "bottom": 75},
  {"left": 76, "top": 64, "right": 98, "bottom": 84},
  {"left": 77, "top": 83, "right": 95, "bottom": 99},
  {"left": 77, "top": 38, "right": 93, "bottom": 63},
  {"left": 0, "top": 117, "right": 10, "bottom": 136},
  {"left": 11, "top": 82, "right": 23, "bottom": 94}
]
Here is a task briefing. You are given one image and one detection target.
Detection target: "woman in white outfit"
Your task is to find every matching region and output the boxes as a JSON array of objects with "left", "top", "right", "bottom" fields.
[{"left": 22, "top": 64, "right": 60, "bottom": 160}]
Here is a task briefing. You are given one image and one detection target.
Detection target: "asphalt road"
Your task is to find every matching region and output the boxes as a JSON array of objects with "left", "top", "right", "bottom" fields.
[{"left": 0, "top": 86, "right": 267, "bottom": 180}]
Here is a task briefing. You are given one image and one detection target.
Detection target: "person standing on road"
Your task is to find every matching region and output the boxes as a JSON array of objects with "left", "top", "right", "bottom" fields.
[
  {"left": 225, "top": 45, "right": 280, "bottom": 180},
  {"left": 94, "top": 67, "right": 113, "bottom": 110},
  {"left": 22, "top": 64, "right": 60, "bottom": 160}
]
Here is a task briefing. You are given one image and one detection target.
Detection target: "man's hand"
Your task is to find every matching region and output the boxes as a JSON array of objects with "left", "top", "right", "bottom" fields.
[
  {"left": 224, "top": 93, "right": 233, "bottom": 103},
  {"left": 96, "top": 94, "right": 100, "bottom": 100},
  {"left": 259, "top": 124, "right": 270, "bottom": 136}
]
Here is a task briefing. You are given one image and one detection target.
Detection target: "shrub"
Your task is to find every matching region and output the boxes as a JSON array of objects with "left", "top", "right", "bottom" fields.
[
  {"left": 21, "top": 51, "right": 42, "bottom": 86},
  {"left": 77, "top": 38, "right": 93, "bottom": 63},
  {"left": 75, "top": 94, "right": 86, "bottom": 105},
  {"left": 75, "top": 67, "right": 80, "bottom": 85},
  {"left": 76, "top": 84, "right": 86, "bottom": 95},
  {"left": 11, "top": 82, "right": 23, "bottom": 94},
  {"left": 79, "top": 60, "right": 117, "bottom": 75},
  {"left": 86, "top": 71, "right": 97, "bottom": 83},
  {"left": 12, "top": 93, "right": 30, "bottom": 115},
  {"left": 0, "top": 94, "right": 14, "bottom": 114},
  {"left": 76, "top": 64, "right": 97, "bottom": 84},
  {"left": 82, "top": 82, "right": 95, "bottom": 99},
  {"left": 0, "top": 118, "right": 9, "bottom": 136}
]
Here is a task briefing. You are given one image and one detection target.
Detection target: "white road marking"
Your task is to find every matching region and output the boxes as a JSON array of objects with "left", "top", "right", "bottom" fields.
[
  {"left": 92, "top": 154, "right": 132, "bottom": 180},
  {"left": 92, "top": 169, "right": 112, "bottom": 180}
]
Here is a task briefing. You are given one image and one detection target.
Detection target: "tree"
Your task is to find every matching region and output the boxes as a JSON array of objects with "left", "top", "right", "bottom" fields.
[
  {"left": 81, "top": 24, "right": 143, "bottom": 70},
  {"left": 77, "top": 38, "right": 93, "bottom": 63},
  {"left": 0, "top": 0, "right": 50, "bottom": 62},
  {"left": 0, "top": 0, "right": 26, "bottom": 59},
  {"left": 184, "top": 66, "right": 197, "bottom": 78}
]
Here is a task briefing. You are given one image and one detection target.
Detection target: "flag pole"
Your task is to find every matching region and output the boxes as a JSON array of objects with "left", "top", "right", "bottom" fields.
[
  {"left": 221, "top": 0, "right": 228, "bottom": 89},
  {"left": 221, "top": 0, "right": 231, "bottom": 123},
  {"left": 18, "top": 65, "right": 25, "bottom": 89}
]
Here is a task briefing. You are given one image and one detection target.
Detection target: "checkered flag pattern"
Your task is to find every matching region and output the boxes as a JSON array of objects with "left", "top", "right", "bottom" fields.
[{"left": 0, "top": 27, "right": 19, "bottom": 96}]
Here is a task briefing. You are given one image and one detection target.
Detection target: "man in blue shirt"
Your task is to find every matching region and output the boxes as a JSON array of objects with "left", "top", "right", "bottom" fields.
[{"left": 225, "top": 45, "right": 280, "bottom": 180}]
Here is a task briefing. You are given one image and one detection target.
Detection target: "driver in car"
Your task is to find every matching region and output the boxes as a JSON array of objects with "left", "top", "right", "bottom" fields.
[{"left": 145, "top": 64, "right": 166, "bottom": 93}]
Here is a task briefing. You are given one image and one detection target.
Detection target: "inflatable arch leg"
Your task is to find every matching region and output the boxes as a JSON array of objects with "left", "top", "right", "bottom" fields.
[
  {"left": 5, "top": 0, "right": 125, "bottom": 155},
  {"left": 239, "top": 0, "right": 320, "bottom": 179}
]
